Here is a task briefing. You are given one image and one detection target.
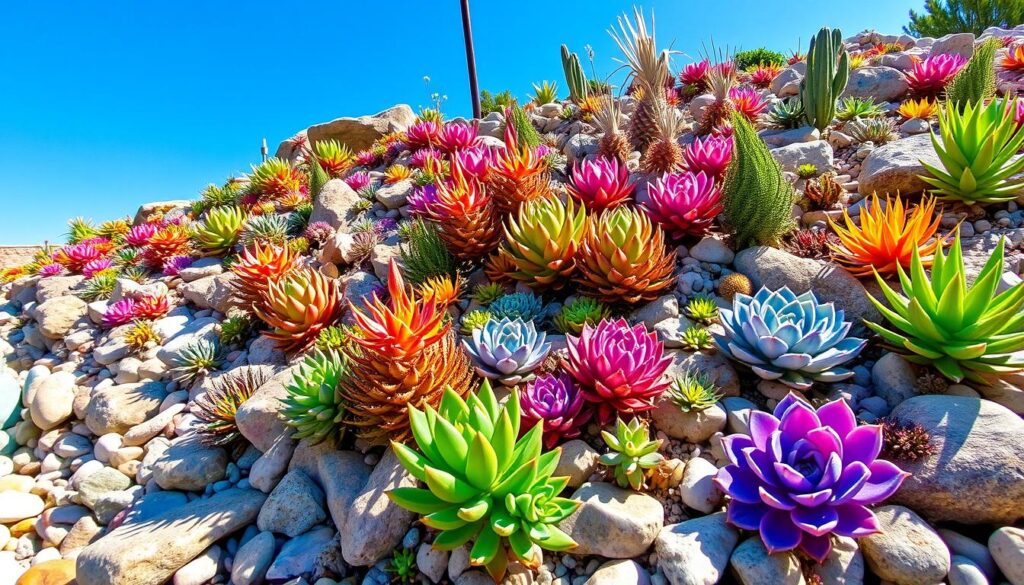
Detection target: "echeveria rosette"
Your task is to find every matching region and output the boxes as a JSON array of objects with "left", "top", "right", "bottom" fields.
[
  {"left": 714, "top": 287, "right": 866, "bottom": 391},
  {"left": 563, "top": 318, "right": 672, "bottom": 424},
  {"left": 388, "top": 381, "right": 580, "bottom": 581},
  {"left": 520, "top": 372, "right": 592, "bottom": 448},
  {"left": 643, "top": 171, "right": 723, "bottom": 240},
  {"left": 715, "top": 394, "right": 909, "bottom": 562},
  {"left": 463, "top": 317, "right": 551, "bottom": 386}
]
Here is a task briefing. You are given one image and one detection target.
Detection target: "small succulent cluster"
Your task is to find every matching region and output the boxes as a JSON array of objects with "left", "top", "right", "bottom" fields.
[
  {"left": 600, "top": 417, "right": 664, "bottom": 490},
  {"left": 879, "top": 416, "right": 936, "bottom": 462},
  {"left": 194, "top": 368, "right": 269, "bottom": 449},
  {"left": 667, "top": 370, "right": 722, "bottom": 412}
]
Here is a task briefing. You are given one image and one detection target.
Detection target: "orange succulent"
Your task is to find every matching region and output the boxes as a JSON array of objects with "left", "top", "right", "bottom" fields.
[
  {"left": 144, "top": 224, "right": 191, "bottom": 268},
  {"left": 828, "top": 193, "right": 952, "bottom": 277},
  {"left": 483, "top": 249, "right": 517, "bottom": 285},
  {"left": 485, "top": 124, "right": 551, "bottom": 216},
  {"left": 229, "top": 242, "right": 299, "bottom": 305},
  {"left": 344, "top": 260, "right": 473, "bottom": 444},
  {"left": 897, "top": 98, "right": 938, "bottom": 120},
  {"left": 418, "top": 273, "right": 463, "bottom": 307},
  {"left": 429, "top": 164, "right": 502, "bottom": 261},
  {"left": 1001, "top": 42, "right": 1024, "bottom": 72},
  {"left": 253, "top": 267, "right": 343, "bottom": 352},
  {"left": 384, "top": 164, "right": 412, "bottom": 185}
]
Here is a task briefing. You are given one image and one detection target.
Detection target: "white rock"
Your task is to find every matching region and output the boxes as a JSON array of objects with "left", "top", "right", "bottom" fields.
[
  {"left": 678, "top": 457, "right": 722, "bottom": 514},
  {"left": 173, "top": 545, "right": 221, "bottom": 585},
  {"left": 990, "top": 527, "right": 1024, "bottom": 585}
]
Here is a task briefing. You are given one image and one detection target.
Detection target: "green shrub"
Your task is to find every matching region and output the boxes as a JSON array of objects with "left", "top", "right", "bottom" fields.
[
  {"left": 480, "top": 89, "right": 515, "bottom": 115},
  {"left": 946, "top": 38, "right": 998, "bottom": 110},
  {"left": 399, "top": 219, "right": 458, "bottom": 284},
  {"left": 735, "top": 47, "right": 787, "bottom": 70}
]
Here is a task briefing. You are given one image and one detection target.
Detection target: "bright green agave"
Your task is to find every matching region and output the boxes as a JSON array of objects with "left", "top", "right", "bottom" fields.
[
  {"left": 599, "top": 417, "right": 663, "bottom": 491},
  {"left": 920, "top": 98, "right": 1024, "bottom": 204},
  {"left": 193, "top": 206, "right": 246, "bottom": 255},
  {"left": 283, "top": 349, "right": 347, "bottom": 444},
  {"left": 866, "top": 233, "right": 1024, "bottom": 383},
  {"left": 388, "top": 380, "right": 579, "bottom": 581}
]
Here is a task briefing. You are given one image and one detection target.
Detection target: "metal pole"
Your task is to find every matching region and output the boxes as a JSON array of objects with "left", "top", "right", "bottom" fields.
[
  {"left": 460, "top": 0, "right": 481, "bottom": 119},
  {"left": 261, "top": 138, "right": 269, "bottom": 162}
]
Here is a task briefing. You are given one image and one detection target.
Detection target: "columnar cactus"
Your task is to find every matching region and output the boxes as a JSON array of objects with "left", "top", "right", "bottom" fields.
[
  {"left": 561, "top": 44, "right": 589, "bottom": 102},
  {"left": 801, "top": 27, "right": 850, "bottom": 131}
]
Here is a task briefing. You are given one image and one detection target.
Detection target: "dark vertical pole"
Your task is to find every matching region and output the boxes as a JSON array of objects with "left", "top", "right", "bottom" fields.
[
  {"left": 261, "top": 138, "right": 268, "bottom": 162},
  {"left": 460, "top": 0, "right": 481, "bottom": 119}
]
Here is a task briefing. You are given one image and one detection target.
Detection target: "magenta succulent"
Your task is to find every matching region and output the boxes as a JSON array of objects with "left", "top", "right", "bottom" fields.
[
  {"left": 715, "top": 394, "right": 909, "bottom": 563},
  {"left": 679, "top": 59, "right": 710, "bottom": 87},
  {"left": 407, "top": 184, "right": 439, "bottom": 217},
  {"left": 729, "top": 86, "right": 769, "bottom": 121},
  {"left": 58, "top": 243, "right": 104, "bottom": 273},
  {"left": 354, "top": 150, "right": 378, "bottom": 168},
  {"left": 906, "top": 53, "right": 966, "bottom": 97},
  {"left": 438, "top": 121, "right": 481, "bottom": 152},
  {"left": 344, "top": 171, "right": 371, "bottom": 192},
  {"left": 404, "top": 121, "right": 441, "bottom": 150},
  {"left": 566, "top": 156, "right": 635, "bottom": 211},
  {"left": 643, "top": 171, "right": 724, "bottom": 239},
  {"left": 683, "top": 134, "right": 733, "bottom": 181},
  {"left": 125, "top": 223, "right": 159, "bottom": 247},
  {"left": 103, "top": 298, "right": 138, "bottom": 328},
  {"left": 82, "top": 258, "right": 114, "bottom": 278},
  {"left": 38, "top": 263, "right": 65, "bottom": 277},
  {"left": 162, "top": 255, "right": 193, "bottom": 276},
  {"left": 453, "top": 146, "right": 495, "bottom": 180},
  {"left": 520, "top": 371, "right": 592, "bottom": 449},
  {"left": 409, "top": 147, "right": 443, "bottom": 168},
  {"left": 303, "top": 221, "right": 334, "bottom": 245},
  {"left": 563, "top": 318, "right": 672, "bottom": 424}
]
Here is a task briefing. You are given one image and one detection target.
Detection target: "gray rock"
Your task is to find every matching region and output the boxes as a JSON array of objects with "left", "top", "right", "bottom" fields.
[
  {"left": 871, "top": 353, "right": 919, "bottom": 409},
  {"left": 177, "top": 257, "right": 224, "bottom": 283},
  {"left": 812, "top": 536, "right": 865, "bottom": 585},
  {"left": 860, "top": 505, "right": 949, "bottom": 584},
  {"left": 318, "top": 449, "right": 372, "bottom": 532},
  {"left": 652, "top": 398, "right": 726, "bottom": 443},
  {"left": 35, "top": 275, "right": 83, "bottom": 304},
  {"left": 585, "top": 559, "right": 651, "bottom": 585},
  {"left": 77, "top": 467, "right": 131, "bottom": 510},
  {"left": 265, "top": 525, "right": 335, "bottom": 581},
  {"left": 733, "top": 246, "right": 880, "bottom": 332},
  {"left": 842, "top": 66, "right": 910, "bottom": 102},
  {"left": 235, "top": 367, "right": 295, "bottom": 452},
  {"left": 689, "top": 237, "right": 735, "bottom": 264},
  {"left": 729, "top": 537, "right": 805, "bottom": 584},
  {"left": 249, "top": 435, "right": 295, "bottom": 492},
  {"left": 310, "top": 179, "right": 364, "bottom": 232},
  {"left": 554, "top": 439, "right": 601, "bottom": 489},
  {"left": 156, "top": 317, "right": 219, "bottom": 365},
  {"left": 628, "top": 295, "right": 679, "bottom": 329},
  {"left": 948, "top": 555, "right": 989, "bottom": 585},
  {"left": 559, "top": 482, "right": 664, "bottom": 558},
  {"left": 257, "top": 469, "right": 327, "bottom": 537},
  {"left": 121, "top": 490, "right": 189, "bottom": 525},
  {"left": 35, "top": 295, "right": 87, "bottom": 339},
  {"left": 655, "top": 512, "right": 738, "bottom": 585},
  {"left": 93, "top": 490, "right": 135, "bottom": 524},
  {"left": 939, "top": 529, "right": 996, "bottom": 579},
  {"left": 416, "top": 542, "right": 449, "bottom": 583},
  {"left": 29, "top": 371, "right": 76, "bottom": 430},
  {"left": 75, "top": 488, "right": 266, "bottom": 585},
  {"left": 932, "top": 32, "right": 976, "bottom": 58},
  {"left": 990, "top": 527, "right": 1024, "bottom": 585},
  {"left": 177, "top": 272, "right": 240, "bottom": 314},
  {"left": 231, "top": 531, "right": 276, "bottom": 585},
  {"left": 760, "top": 126, "right": 820, "bottom": 148},
  {"left": 376, "top": 179, "right": 413, "bottom": 209},
  {"left": 341, "top": 447, "right": 417, "bottom": 566},
  {"left": 858, "top": 133, "right": 941, "bottom": 197},
  {"left": 563, "top": 133, "right": 599, "bottom": 163},
  {"left": 667, "top": 350, "right": 740, "bottom": 397},
  {"left": 152, "top": 436, "right": 228, "bottom": 492},
  {"left": 678, "top": 457, "right": 722, "bottom": 514},
  {"left": 770, "top": 140, "right": 834, "bottom": 173},
  {"left": 305, "top": 105, "right": 416, "bottom": 152},
  {"left": 173, "top": 545, "right": 220, "bottom": 585},
  {"left": 60, "top": 515, "right": 102, "bottom": 557},
  {"left": 770, "top": 62, "right": 806, "bottom": 96},
  {"left": 889, "top": 395, "right": 1024, "bottom": 524},
  {"left": 85, "top": 381, "right": 166, "bottom": 435}
]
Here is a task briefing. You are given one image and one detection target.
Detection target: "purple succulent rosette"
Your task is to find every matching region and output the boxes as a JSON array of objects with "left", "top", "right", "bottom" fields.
[
  {"left": 714, "top": 394, "right": 909, "bottom": 562},
  {"left": 520, "top": 371, "right": 592, "bottom": 448}
]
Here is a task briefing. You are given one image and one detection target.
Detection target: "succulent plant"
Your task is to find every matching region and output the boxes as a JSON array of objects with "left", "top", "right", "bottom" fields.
[
  {"left": 845, "top": 117, "right": 898, "bottom": 144},
  {"left": 247, "top": 157, "right": 305, "bottom": 202},
  {"left": 500, "top": 195, "right": 586, "bottom": 290},
  {"left": 643, "top": 171, "right": 723, "bottom": 240},
  {"left": 835, "top": 96, "right": 886, "bottom": 122},
  {"left": 283, "top": 349, "right": 348, "bottom": 445},
  {"left": 471, "top": 283, "right": 506, "bottom": 306},
  {"left": 404, "top": 121, "right": 442, "bottom": 150},
  {"left": 123, "top": 320, "right": 162, "bottom": 353},
  {"left": 681, "top": 325, "right": 714, "bottom": 350},
  {"left": 906, "top": 53, "right": 966, "bottom": 98},
  {"left": 133, "top": 294, "right": 170, "bottom": 320},
  {"left": 946, "top": 40, "right": 999, "bottom": 109},
  {"left": 766, "top": 98, "right": 806, "bottom": 129},
  {"left": 170, "top": 338, "right": 225, "bottom": 385},
  {"left": 241, "top": 214, "right": 289, "bottom": 248},
  {"left": 728, "top": 86, "right": 769, "bottom": 121},
  {"left": 564, "top": 318, "right": 671, "bottom": 423},
  {"left": 81, "top": 258, "right": 113, "bottom": 279},
  {"left": 785, "top": 228, "right": 838, "bottom": 260},
  {"left": 679, "top": 59, "right": 710, "bottom": 89},
  {"left": 66, "top": 217, "right": 100, "bottom": 244},
  {"left": 201, "top": 179, "right": 244, "bottom": 209},
  {"left": 193, "top": 206, "right": 246, "bottom": 255},
  {"left": 685, "top": 296, "right": 719, "bottom": 323},
  {"left": 80, "top": 271, "right": 118, "bottom": 302},
  {"left": 801, "top": 27, "right": 849, "bottom": 132},
  {"left": 55, "top": 242, "right": 104, "bottom": 273},
  {"left": 879, "top": 416, "right": 936, "bottom": 462},
  {"left": 488, "top": 292, "right": 545, "bottom": 326},
  {"left": 796, "top": 163, "right": 819, "bottom": 180},
  {"left": 575, "top": 206, "right": 676, "bottom": 305},
  {"left": 897, "top": 97, "right": 938, "bottom": 120},
  {"left": 386, "top": 548, "right": 417, "bottom": 584},
  {"left": 553, "top": 297, "right": 612, "bottom": 335},
  {"left": 162, "top": 255, "right": 194, "bottom": 276},
  {"left": 125, "top": 223, "right": 159, "bottom": 247},
  {"left": 463, "top": 317, "right": 551, "bottom": 387},
  {"left": 715, "top": 394, "right": 908, "bottom": 562},
  {"left": 920, "top": 97, "right": 1024, "bottom": 204},
  {"left": 219, "top": 314, "right": 255, "bottom": 347},
  {"left": 866, "top": 233, "right": 1024, "bottom": 382},
  {"left": 696, "top": 57, "right": 738, "bottom": 135},
  {"left": 229, "top": 242, "right": 299, "bottom": 305},
  {"left": 384, "top": 164, "right": 413, "bottom": 185},
  {"left": 519, "top": 371, "right": 591, "bottom": 449},
  {"left": 667, "top": 370, "right": 722, "bottom": 412},
  {"left": 38, "top": 263, "right": 65, "bottom": 277},
  {"left": 802, "top": 171, "right": 845, "bottom": 210},
  {"left": 486, "top": 125, "right": 551, "bottom": 216},
  {"left": 714, "top": 286, "right": 866, "bottom": 390},
  {"left": 747, "top": 63, "right": 782, "bottom": 88},
  {"left": 345, "top": 261, "right": 473, "bottom": 444},
  {"left": 566, "top": 156, "right": 635, "bottom": 211},
  {"left": 194, "top": 368, "right": 269, "bottom": 448},
  {"left": 592, "top": 93, "right": 632, "bottom": 164},
  {"left": 683, "top": 134, "right": 733, "bottom": 181},
  {"left": 438, "top": 122, "right": 481, "bottom": 153},
  {"left": 418, "top": 273, "right": 463, "bottom": 307},
  {"left": 388, "top": 380, "right": 580, "bottom": 581},
  {"left": 143, "top": 224, "right": 192, "bottom": 268},
  {"left": 103, "top": 298, "right": 137, "bottom": 328},
  {"left": 609, "top": 8, "right": 672, "bottom": 151},
  {"left": 399, "top": 219, "right": 458, "bottom": 285},
  {"left": 600, "top": 417, "right": 664, "bottom": 490},
  {"left": 829, "top": 194, "right": 949, "bottom": 277},
  {"left": 308, "top": 139, "right": 354, "bottom": 178},
  {"left": 253, "top": 267, "right": 343, "bottom": 353},
  {"left": 460, "top": 309, "right": 494, "bottom": 335},
  {"left": 641, "top": 98, "right": 686, "bottom": 174}
]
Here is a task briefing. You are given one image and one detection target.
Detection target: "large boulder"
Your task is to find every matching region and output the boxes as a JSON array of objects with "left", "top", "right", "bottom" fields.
[
  {"left": 305, "top": 105, "right": 417, "bottom": 153},
  {"left": 152, "top": 436, "right": 228, "bottom": 491},
  {"left": 841, "top": 66, "right": 910, "bottom": 102},
  {"left": 235, "top": 367, "right": 295, "bottom": 453},
  {"left": 889, "top": 395, "right": 1024, "bottom": 524},
  {"left": 35, "top": 295, "right": 88, "bottom": 339},
  {"left": 770, "top": 140, "right": 833, "bottom": 173},
  {"left": 858, "top": 133, "right": 941, "bottom": 197},
  {"left": 132, "top": 200, "right": 191, "bottom": 225},
  {"left": 76, "top": 488, "right": 266, "bottom": 585},
  {"left": 733, "top": 246, "right": 880, "bottom": 331},
  {"left": 559, "top": 482, "right": 664, "bottom": 559},
  {"left": 309, "top": 179, "right": 364, "bottom": 233},
  {"left": 341, "top": 447, "right": 417, "bottom": 566},
  {"left": 35, "top": 276, "right": 83, "bottom": 304},
  {"left": 84, "top": 381, "right": 167, "bottom": 435}
]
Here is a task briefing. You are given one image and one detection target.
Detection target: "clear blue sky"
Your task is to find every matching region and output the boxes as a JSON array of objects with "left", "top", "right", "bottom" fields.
[{"left": 0, "top": 0, "right": 919, "bottom": 245}]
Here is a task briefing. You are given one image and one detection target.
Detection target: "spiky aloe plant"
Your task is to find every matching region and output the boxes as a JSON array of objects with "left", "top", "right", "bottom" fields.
[
  {"left": 241, "top": 214, "right": 289, "bottom": 247},
  {"left": 801, "top": 27, "right": 849, "bottom": 131},
  {"left": 866, "top": 233, "right": 1024, "bottom": 383},
  {"left": 500, "top": 195, "right": 586, "bottom": 291},
  {"left": 194, "top": 368, "right": 269, "bottom": 449},
  {"left": 193, "top": 206, "right": 246, "bottom": 255},
  {"left": 721, "top": 113, "right": 795, "bottom": 248},
  {"left": 283, "top": 350, "right": 348, "bottom": 445},
  {"left": 685, "top": 296, "right": 719, "bottom": 323},
  {"left": 920, "top": 97, "right": 1024, "bottom": 204},
  {"left": 600, "top": 417, "right": 663, "bottom": 490},
  {"left": 80, "top": 271, "right": 118, "bottom": 302},
  {"left": 681, "top": 326, "right": 714, "bottom": 350},
  {"left": 170, "top": 338, "right": 225, "bottom": 385},
  {"left": 388, "top": 380, "right": 580, "bottom": 581}
]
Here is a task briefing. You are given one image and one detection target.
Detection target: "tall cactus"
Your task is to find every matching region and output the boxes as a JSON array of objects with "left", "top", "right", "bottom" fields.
[
  {"left": 801, "top": 27, "right": 850, "bottom": 132},
  {"left": 561, "top": 45, "right": 589, "bottom": 103}
]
